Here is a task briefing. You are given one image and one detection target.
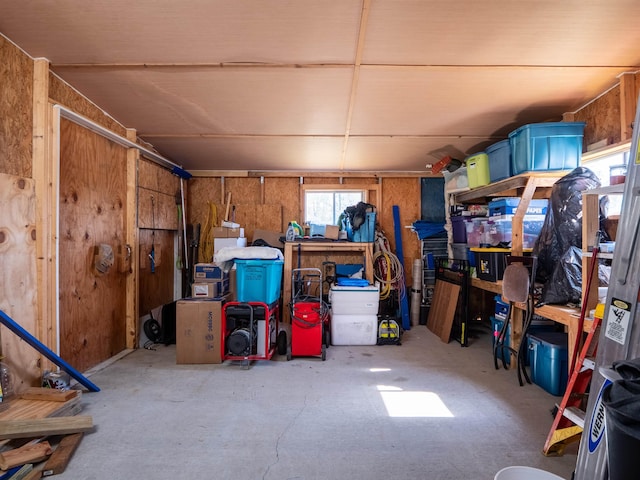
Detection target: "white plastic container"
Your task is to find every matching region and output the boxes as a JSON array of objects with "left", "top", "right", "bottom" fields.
[
  {"left": 329, "top": 284, "right": 380, "bottom": 315},
  {"left": 330, "top": 314, "right": 378, "bottom": 345},
  {"left": 494, "top": 466, "right": 565, "bottom": 480}
]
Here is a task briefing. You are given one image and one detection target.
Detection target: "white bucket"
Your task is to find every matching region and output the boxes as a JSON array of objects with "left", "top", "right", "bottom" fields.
[{"left": 494, "top": 466, "right": 565, "bottom": 480}]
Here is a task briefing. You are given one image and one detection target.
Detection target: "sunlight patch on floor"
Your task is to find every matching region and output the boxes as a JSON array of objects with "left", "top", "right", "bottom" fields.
[{"left": 377, "top": 385, "right": 454, "bottom": 418}]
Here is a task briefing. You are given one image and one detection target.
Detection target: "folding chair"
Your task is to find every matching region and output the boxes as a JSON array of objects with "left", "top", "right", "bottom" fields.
[{"left": 493, "top": 255, "right": 538, "bottom": 386}]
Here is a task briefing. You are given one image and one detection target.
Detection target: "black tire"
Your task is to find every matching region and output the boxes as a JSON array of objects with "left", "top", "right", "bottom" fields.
[
  {"left": 277, "top": 331, "right": 287, "bottom": 356},
  {"left": 143, "top": 319, "right": 162, "bottom": 343},
  {"left": 324, "top": 328, "right": 330, "bottom": 348},
  {"left": 321, "top": 344, "right": 326, "bottom": 361}
]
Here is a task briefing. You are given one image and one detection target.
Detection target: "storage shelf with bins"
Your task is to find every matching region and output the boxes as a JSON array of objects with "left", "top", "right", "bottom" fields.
[{"left": 450, "top": 173, "right": 593, "bottom": 364}]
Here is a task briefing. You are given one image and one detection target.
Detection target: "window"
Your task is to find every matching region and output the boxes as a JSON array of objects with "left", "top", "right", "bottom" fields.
[
  {"left": 582, "top": 147, "right": 630, "bottom": 216},
  {"left": 304, "top": 189, "right": 364, "bottom": 225}
]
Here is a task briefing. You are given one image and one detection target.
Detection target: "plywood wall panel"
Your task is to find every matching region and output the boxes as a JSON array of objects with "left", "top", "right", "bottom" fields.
[
  {"left": 157, "top": 163, "right": 180, "bottom": 196},
  {"left": 138, "top": 229, "right": 175, "bottom": 316},
  {"left": 265, "top": 177, "right": 300, "bottom": 231},
  {"left": 137, "top": 188, "right": 179, "bottom": 230},
  {"left": 49, "top": 73, "right": 128, "bottom": 138},
  {"left": 58, "top": 120, "right": 127, "bottom": 373},
  {"left": 0, "top": 36, "right": 33, "bottom": 178},
  {"left": 574, "top": 85, "right": 621, "bottom": 149},
  {"left": 0, "top": 174, "right": 40, "bottom": 391},
  {"left": 138, "top": 158, "right": 159, "bottom": 191},
  {"left": 225, "top": 177, "right": 261, "bottom": 207},
  {"left": 187, "top": 177, "right": 222, "bottom": 230},
  {"left": 378, "top": 178, "right": 421, "bottom": 287}
]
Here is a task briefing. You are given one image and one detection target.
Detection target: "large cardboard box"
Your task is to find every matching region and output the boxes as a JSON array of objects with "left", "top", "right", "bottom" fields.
[
  {"left": 176, "top": 297, "right": 226, "bottom": 364},
  {"left": 212, "top": 226, "right": 242, "bottom": 238}
]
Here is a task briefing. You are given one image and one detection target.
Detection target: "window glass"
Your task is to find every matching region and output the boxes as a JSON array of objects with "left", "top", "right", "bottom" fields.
[{"left": 305, "top": 190, "right": 363, "bottom": 225}]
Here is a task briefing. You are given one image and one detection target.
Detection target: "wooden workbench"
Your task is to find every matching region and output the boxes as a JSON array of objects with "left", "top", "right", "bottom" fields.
[{"left": 282, "top": 241, "right": 374, "bottom": 323}]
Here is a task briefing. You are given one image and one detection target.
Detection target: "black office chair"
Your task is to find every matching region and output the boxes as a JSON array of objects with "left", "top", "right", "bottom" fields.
[{"left": 494, "top": 255, "right": 538, "bottom": 386}]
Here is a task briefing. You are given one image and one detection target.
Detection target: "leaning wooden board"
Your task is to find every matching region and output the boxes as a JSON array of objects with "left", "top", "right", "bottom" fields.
[{"left": 426, "top": 279, "right": 460, "bottom": 343}]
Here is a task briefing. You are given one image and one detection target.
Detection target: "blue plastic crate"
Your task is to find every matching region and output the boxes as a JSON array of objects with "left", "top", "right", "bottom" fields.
[
  {"left": 509, "top": 122, "right": 585, "bottom": 175},
  {"left": 488, "top": 198, "right": 548, "bottom": 216},
  {"left": 485, "top": 139, "right": 512, "bottom": 183},
  {"left": 527, "top": 331, "right": 568, "bottom": 396},
  {"left": 234, "top": 259, "right": 283, "bottom": 304},
  {"left": 347, "top": 211, "right": 376, "bottom": 242}
]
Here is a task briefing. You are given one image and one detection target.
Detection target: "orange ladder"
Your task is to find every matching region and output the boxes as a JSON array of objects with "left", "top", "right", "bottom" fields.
[{"left": 543, "top": 313, "right": 602, "bottom": 456}]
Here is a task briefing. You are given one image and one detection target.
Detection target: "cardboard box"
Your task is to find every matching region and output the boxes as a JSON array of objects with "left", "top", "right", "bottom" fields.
[
  {"left": 176, "top": 298, "right": 227, "bottom": 364},
  {"left": 191, "top": 280, "right": 229, "bottom": 298},
  {"left": 251, "top": 229, "right": 284, "bottom": 248},
  {"left": 194, "top": 263, "right": 224, "bottom": 281},
  {"left": 324, "top": 225, "right": 339, "bottom": 240},
  {"left": 212, "top": 226, "right": 242, "bottom": 238}
]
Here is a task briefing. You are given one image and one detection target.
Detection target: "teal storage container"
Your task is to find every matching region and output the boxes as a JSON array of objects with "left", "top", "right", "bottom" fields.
[
  {"left": 485, "top": 140, "right": 512, "bottom": 183},
  {"left": 527, "top": 331, "right": 568, "bottom": 396},
  {"left": 347, "top": 211, "right": 376, "bottom": 242},
  {"left": 509, "top": 122, "right": 585, "bottom": 175},
  {"left": 234, "top": 259, "right": 283, "bottom": 304}
]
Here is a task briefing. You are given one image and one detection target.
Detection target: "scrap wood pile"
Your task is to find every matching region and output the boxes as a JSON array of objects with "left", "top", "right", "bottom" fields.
[{"left": 0, "top": 388, "right": 93, "bottom": 479}]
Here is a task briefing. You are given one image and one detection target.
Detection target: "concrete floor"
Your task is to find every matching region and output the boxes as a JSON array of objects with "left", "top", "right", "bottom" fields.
[{"left": 58, "top": 323, "right": 578, "bottom": 480}]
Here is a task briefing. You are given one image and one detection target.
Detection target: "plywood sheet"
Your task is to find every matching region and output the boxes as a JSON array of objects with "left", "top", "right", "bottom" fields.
[
  {"left": 0, "top": 174, "right": 40, "bottom": 391},
  {"left": 0, "top": 35, "right": 33, "bottom": 178},
  {"left": 138, "top": 229, "right": 175, "bottom": 316},
  {"left": 58, "top": 120, "right": 127, "bottom": 372},
  {"left": 427, "top": 279, "right": 460, "bottom": 343}
]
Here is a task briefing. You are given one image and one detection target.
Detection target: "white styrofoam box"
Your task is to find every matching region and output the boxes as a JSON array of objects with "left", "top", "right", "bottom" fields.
[
  {"left": 329, "top": 284, "right": 380, "bottom": 315},
  {"left": 213, "top": 237, "right": 247, "bottom": 254},
  {"left": 330, "top": 314, "right": 378, "bottom": 346}
]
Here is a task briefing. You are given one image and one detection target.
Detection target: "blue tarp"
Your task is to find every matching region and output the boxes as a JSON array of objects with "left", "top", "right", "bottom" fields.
[{"left": 412, "top": 220, "right": 446, "bottom": 240}]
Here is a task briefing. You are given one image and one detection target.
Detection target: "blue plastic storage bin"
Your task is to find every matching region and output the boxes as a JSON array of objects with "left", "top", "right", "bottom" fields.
[
  {"left": 509, "top": 122, "right": 585, "bottom": 175},
  {"left": 488, "top": 198, "right": 548, "bottom": 216},
  {"left": 527, "top": 331, "right": 568, "bottom": 396},
  {"left": 234, "top": 259, "right": 283, "bottom": 304},
  {"left": 485, "top": 140, "right": 512, "bottom": 183},
  {"left": 451, "top": 216, "right": 467, "bottom": 243},
  {"left": 347, "top": 211, "right": 376, "bottom": 242}
]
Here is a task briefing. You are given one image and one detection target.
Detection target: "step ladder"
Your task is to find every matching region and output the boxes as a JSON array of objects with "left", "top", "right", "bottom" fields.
[
  {"left": 574, "top": 89, "right": 640, "bottom": 479},
  {"left": 543, "top": 313, "right": 601, "bottom": 456}
]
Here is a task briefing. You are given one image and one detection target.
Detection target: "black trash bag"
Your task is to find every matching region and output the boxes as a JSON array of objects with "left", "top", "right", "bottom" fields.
[
  {"left": 538, "top": 246, "right": 583, "bottom": 305},
  {"left": 533, "top": 167, "right": 601, "bottom": 304},
  {"left": 602, "top": 377, "right": 640, "bottom": 480}
]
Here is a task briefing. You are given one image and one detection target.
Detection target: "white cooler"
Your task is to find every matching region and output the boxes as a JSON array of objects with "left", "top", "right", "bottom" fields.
[
  {"left": 330, "top": 314, "right": 378, "bottom": 346},
  {"left": 329, "top": 284, "right": 380, "bottom": 315}
]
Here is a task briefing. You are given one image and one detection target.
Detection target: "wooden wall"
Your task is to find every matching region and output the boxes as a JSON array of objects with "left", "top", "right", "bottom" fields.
[
  {"left": 0, "top": 36, "right": 33, "bottom": 178},
  {"left": 0, "top": 174, "right": 40, "bottom": 392},
  {"left": 0, "top": 36, "right": 41, "bottom": 390},
  {"left": 137, "top": 158, "right": 180, "bottom": 316},
  {"left": 187, "top": 175, "right": 422, "bottom": 287},
  {"left": 567, "top": 72, "right": 640, "bottom": 150},
  {"left": 58, "top": 119, "right": 128, "bottom": 373}
]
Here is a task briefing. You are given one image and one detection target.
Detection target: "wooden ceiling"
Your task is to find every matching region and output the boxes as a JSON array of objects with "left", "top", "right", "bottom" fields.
[{"left": 2, "top": 1, "right": 639, "bottom": 173}]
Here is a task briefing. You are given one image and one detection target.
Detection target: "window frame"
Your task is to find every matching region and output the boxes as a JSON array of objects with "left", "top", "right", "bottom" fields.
[{"left": 300, "top": 183, "right": 380, "bottom": 225}]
